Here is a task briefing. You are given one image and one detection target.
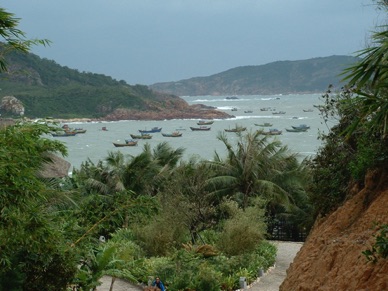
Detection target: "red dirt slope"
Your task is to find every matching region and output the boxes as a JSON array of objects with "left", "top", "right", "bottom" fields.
[{"left": 280, "top": 168, "right": 388, "bottom": 291}]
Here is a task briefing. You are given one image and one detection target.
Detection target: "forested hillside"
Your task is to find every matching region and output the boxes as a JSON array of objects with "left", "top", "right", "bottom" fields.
[
  {"left": 0, "top": 48, "right": 231, "bottom": 120},
  {"left": 150, "top": 55, "right": 359, "bottom": 96}
]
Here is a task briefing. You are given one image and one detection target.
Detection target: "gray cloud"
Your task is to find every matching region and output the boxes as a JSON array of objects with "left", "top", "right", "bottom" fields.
[{"left": 3, "top": 0, "right": 380, "bottom": 85}]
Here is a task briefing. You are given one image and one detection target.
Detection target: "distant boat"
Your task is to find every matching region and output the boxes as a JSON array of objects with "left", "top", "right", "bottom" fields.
[
  {"left": 244, "top": 110, "right": 253, "bottom": 113},
  {"left": 61, "top": 124, "right": 86, "bottom": 134},
  {"left": 272, "top": 111, "right": 286, "bottom": 115},
  {"left": 138, "top": 127, "right": 162, "bottom": 133},
  {"left": 113, "top": 140, "right": 138, "bottom": 147},
  {"left": 224, "top": 125, "right": 247, "bottom": 133},
  {"left": 259, "top": 128, "right": 282, "bottom": 135},
  {"left": 285, "top": 128, "right": 308, "bottom": 132},
  {"left": 162, "top": 131, "right": 183, "bottom": 137},
  {"left": 303, "top": 109, "right": 314, "bottom": 112},
  {"left": 231, "top": 108, "right": 238, "bottom": 111},
  {"left": 260, "top": 107, "right": 271, "bottom": 111},
  {"left": 73, "top": 128, "right": 87, "bottom": 134},
  {"left": 52, "top": 131, "right": 77, "bottom": 137},
  {"left": 190, "top": 126, "right": 211, "bottom": 131},
  {"left": 175, "top": 126, "right": 186, "bottom": 131},
  {"left": 292, "top": 124, "right": 310, "bottom": 130},
  {"left": 101, "top": 126, "right": 108, "bottom": 131},
  {"left": 226, "top": 96, "right": 239, "bottom": 100},
  {"left": 130, "top": 133, "right": 152, "bottom": 139},
  {"left": 197, "top": 120, "right": 214, "bottom": 125},
  {"left": 255, "top": 122, "right": 273, "bottom": 127}
]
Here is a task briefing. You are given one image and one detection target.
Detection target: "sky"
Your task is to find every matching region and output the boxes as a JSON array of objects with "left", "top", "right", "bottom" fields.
[{"left": 2, "top": 0, "right": 383, "bottom": 85}]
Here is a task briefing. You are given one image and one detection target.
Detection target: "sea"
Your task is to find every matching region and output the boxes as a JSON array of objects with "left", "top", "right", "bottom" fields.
[{"left": 50, "top": 93, "right": 334, "bottom": 173}]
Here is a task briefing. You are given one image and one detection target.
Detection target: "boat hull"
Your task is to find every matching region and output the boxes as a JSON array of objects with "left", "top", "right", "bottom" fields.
[
  {"left": 113, "top": 141, "right": 138, "bottom": 147},
  {"left": 190, "top": 126, "right": 211, "bottom": 131}
]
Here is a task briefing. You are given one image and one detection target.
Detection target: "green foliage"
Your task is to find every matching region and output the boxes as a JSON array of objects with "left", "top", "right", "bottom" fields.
[
  {"left": 75, "top": 245, "right": 124, "bottom": 290},
  {"left": 348, "top": 134, "right": 387, "bottom": 180},
  {"left": 0, "top": 47, "right": 180, "bottom": 119},
  {"left": 217, "top": 203, "right": 267, "bottom": 256},
  {"left": 0, "top": 121, "right": 78, "bottom": 290},
  {"left": 363, "top": 223, "right": 388, "bottom": 263},
  {"left": 131, "top": 208, "right": 189, "bottom": 256},
  {"left": 0, "top": 8, "right": 50, "bottom": 72},
  {"left": 0, "top": 121, "right": 306, "bottom": 290},
  {"left": 310, "top": 22, "right": 388, "bottom": 216}
]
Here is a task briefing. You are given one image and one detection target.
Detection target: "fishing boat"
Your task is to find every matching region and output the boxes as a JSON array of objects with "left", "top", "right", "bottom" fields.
[
  {"left": 130, "top": 133, "right": 152, "bottom": 139},
  {"left": 260, "top": 107, "right": 272, "bottom": 111},
  {"left": 162, "top": 131, "right": 183, "bottom": 137},
  {"left": 272, "top": 111, "right": 286, "bottom": 115},
  {"left": 113, "top": 140, "right": 138, "bottom": 147},
  {"left": 255, "top": 122, "right": 273, "bottom": 127},
  {"left": 259, "top": 128, "right": 283, "bottom": 135},
  {"left": 224, "top": 125, "right": 247, "bottom": 132},
  {"left": 138, "top": 127, "right": 162, "bottom": 133},
  {"left": 190, "top": 126, "right": 211, "bottom": 131},
  {"left": 73, "top": 128, "right": 87, "bottom": 134},
  {"left": 52, "top": 131, "right": 77, "bottom": 137},
  {"left": 291, "top": 124, "right": 310, "bottom": 130},
  {"left": 197, "top": 120, "right": 214, "bottom": 125},
  {"left": 285, "top": 128, "right": 308, "bottom": 132}
]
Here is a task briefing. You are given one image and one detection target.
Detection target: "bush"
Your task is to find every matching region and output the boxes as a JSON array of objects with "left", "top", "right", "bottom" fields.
[{"left": 217, "top": 206, "right": 266, "bottom": 256}]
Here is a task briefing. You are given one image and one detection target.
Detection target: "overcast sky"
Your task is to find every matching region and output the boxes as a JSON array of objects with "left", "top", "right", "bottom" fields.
[{"left": 2, "top": 1, "right": 382, "bottom": 85}]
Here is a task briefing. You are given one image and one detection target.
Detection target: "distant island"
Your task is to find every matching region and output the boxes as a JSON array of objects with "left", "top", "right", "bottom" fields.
[{"left": 149, "top": 55, "right": 359, "bottom": 96}]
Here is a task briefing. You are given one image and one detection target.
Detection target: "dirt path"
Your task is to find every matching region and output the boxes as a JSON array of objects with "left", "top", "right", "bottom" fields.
[{"left": 97, "top": 241, "right": 303, "bottom": 291}]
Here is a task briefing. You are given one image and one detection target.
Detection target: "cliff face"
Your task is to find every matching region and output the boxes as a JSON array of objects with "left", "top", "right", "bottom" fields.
[{"left": 280, "top": 168, "right": 388, "bottom": 291}]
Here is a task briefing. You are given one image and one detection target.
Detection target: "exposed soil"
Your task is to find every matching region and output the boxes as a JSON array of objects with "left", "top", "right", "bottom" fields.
[{"left": 280, "top": 168, "right": 388, "bottom": 291}]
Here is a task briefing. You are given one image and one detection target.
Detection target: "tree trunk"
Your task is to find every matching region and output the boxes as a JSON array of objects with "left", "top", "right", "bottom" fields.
[{"left": 109, "top": 277, "right": 116, "bottom": 291}]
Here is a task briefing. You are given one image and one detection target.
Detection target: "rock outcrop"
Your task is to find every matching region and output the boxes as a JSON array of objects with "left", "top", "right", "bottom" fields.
[
  {"left": 0, "top": 95, "right": 25, "bottom": 116},
  {"left": 280, "top": 168, "right": 388, "bottom": 291},
  {"left": 103, "top": 103, "right": 233, "bottom": 121}
]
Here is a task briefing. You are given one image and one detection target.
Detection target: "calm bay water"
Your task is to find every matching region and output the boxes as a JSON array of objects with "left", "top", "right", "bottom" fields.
[{"left": 51, "top": 93, "right": 331, "bottom": 172}]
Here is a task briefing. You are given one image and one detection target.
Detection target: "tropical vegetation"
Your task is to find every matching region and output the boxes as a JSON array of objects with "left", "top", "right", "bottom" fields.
[
  {"left": 1, "top": 120, "right": 312, "bottom": 290},
  {"left": 2, "top": 1, "right": 388, "bottom": 290}
]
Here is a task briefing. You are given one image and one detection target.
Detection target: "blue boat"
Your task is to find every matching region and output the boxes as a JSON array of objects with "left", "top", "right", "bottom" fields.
[{"left": 138, "top": 127, "right": 162, "bottom": 133}]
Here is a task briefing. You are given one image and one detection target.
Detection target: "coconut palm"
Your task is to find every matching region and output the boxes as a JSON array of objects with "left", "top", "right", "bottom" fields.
[
  {"left": 207, "top": 131, "right": 307, "bottom": 213},
  {"left": 342, "top": 24, "right": 388, "bottom": 139}
]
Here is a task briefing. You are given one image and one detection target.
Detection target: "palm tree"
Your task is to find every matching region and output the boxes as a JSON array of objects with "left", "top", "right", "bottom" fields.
[
  {"left": 342, "top": 24, "right": 388, "bottom": 139},
  {"left": 118, "top": 142, "right": 185, "bottom": 197},
  {"left": 207, "top": 131, "right": 307, "bottom": 212}
]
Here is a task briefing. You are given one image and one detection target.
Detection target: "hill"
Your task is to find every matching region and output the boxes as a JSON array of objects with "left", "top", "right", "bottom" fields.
[
  {"left": 0, "top": 48, "right": 231, "bottom": 120},
  {"left": 280, "top": 168, "right": 388, "bottom": 290},
  {"left": 149, "top": 55, "right": 359, "bottom": 96}
]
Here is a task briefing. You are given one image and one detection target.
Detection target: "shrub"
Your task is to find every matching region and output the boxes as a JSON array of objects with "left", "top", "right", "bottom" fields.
[
  {"left": 363, "top": 223, "right": 388, "bottom": 263},
  {"left": 217, "top": 206, "right": 266, "bottom": 256}
]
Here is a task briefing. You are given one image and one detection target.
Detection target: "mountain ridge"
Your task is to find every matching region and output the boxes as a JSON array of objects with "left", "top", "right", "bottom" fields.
[
  {"left": 0, "top": 48, "right": 231, "bottom": 120},
  {"left": 149, "top": 55, "right": 358, "bottom": 96}
]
